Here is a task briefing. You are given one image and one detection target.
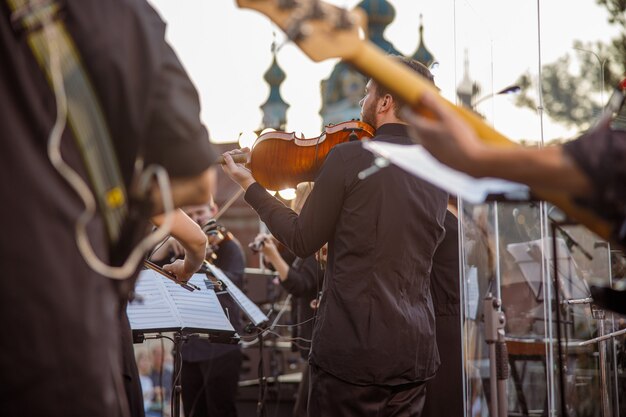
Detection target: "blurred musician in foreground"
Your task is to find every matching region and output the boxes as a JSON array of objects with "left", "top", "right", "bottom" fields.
[
  {"left": 222, "top": 57, "right": 447, "bottom": 417},
  {"left": 0, "top": 1, "right": 217, "bottom": 415},
  {"left": 151, "top": 199, "right": 245, "bottom": 417},
  {"left": 410, "top": 85, "right": 626, "bottom": 312},
  {"left": 252, "top": 182, "right": 324, "bottom": 417},
  {"left": 411, "top": 87, "right": 625, "bottom": 246}
]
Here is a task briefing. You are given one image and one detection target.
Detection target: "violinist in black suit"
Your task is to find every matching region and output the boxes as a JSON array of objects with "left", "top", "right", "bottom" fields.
[{"left": 151, "top": 200, "right": 245, "bottom": 417}]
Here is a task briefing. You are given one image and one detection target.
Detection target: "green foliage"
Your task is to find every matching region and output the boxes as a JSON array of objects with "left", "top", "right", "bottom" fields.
[{"left": 514, "top": 0, "right": 625, "bottom": 129}]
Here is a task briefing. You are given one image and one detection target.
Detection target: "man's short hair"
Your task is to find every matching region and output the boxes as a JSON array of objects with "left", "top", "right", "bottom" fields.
[
  {"left": 373, "top": 55, "right": 435, "bottom": 99},
  {"left": 371, "top": 55, "right": 435, "bottom": 117}
]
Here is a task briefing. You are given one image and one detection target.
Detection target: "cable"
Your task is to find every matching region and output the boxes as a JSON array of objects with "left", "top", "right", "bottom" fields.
[
  {"left": 240, "top": 295, "right": 293, "bottom": 346},
  {"left": 43, "top": 13, "right": 175, "bottom": 280}
]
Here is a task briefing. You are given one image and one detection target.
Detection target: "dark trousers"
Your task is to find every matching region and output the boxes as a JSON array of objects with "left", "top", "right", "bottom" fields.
[
  {"left": 293, "top": 362, "right": 310, "bottom": 417},
  {"left": 423, "top": 314, "right": 463, "bottom": 417},
  {"left": 308, "top": 364, "right": 427, "bottom": 417},
  {"left": 181, "top": 349, "right": 242, "bottom": 417}
]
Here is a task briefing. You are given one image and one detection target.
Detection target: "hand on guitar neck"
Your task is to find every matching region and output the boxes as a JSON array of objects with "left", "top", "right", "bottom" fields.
[{"left": 406, "top": 92, "right": 594, "bottom": 199}]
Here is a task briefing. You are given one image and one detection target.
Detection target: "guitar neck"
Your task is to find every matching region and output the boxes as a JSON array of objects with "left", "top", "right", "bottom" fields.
[
  {"left": 347, "top": 42, "right": 612, "bottom": 239},
  {"left": 349, "top": 42, "right": 513, "bottom": 147}
]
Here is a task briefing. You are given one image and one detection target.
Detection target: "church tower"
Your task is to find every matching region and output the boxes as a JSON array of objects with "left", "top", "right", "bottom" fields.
[
  {"left": 319, "top": 0, "right": 401, "bottom": 126},
  {"left": 456, "top": 49, "right": 479, "bottom": 108},
  {"left": 411, "top": 14, "right": 435, "bottom": 67},
  {"left": 260, "top": 42, "right": 289, "bottom": 130}
]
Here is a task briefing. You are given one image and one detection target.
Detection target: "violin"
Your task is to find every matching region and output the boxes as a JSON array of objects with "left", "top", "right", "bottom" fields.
[{"left": 223, "top": 120, "right": 374, "bottom": 190}]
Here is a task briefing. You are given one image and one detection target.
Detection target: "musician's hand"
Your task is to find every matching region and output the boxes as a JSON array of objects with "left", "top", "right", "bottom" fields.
[
  {"left": 409, "top": 92, "right": 488, "bottom": 177},
  {"left": 316, "top": 243, "right": 328, "bottom": 269},
  {"left": 163, "top": 259, "right": 193, "bottom": 283},
  {"left": 221, "top": 148, "right": 256, "bottom": 191},
  {"left": 150, "top": 236, "right": 184, "bottom": 262},
  {"left": 254, "top": 233, "right": 281, "bottom": 263}
]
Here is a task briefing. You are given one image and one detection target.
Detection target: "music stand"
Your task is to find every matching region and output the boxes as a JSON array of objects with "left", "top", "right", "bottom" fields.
[
  {"left": 203, "top": 262, "right": 270, "bottom": 328},
  {"left": 506, "top": 237, "right": 590, "bottom": 303},
  {"left": 127, "top": 270, "right": 239, "bottom": 417}
]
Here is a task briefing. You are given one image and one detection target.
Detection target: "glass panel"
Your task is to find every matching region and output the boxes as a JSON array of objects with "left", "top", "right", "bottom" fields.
[{"left": 454, "top": 0, "right": 622, "bottom": 415}]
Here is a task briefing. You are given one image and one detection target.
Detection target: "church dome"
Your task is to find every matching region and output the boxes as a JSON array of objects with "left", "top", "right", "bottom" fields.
[
  {"left": 264, "top": 55, "right": 286, "bottom": 87},
  {"left": 357, "top": 0, "right": 395, "bottom": 27},
  {"left": 412, "top": 15, "right": 435, "bottom": 67}
]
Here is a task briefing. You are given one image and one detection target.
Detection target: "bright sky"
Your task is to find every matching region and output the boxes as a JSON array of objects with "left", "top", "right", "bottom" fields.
[{"left": 147, "top": 0, "right": 619, "bottom": 145}]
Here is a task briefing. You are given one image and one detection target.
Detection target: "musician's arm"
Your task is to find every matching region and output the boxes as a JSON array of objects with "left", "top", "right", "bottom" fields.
[
  {"left": 255, "top": 234, "right": 291, "bottom": 281},
  {"left": 152, "top": 209, "right": 208, "bottom": 281},
  {"left": 150, "top": 169, "right": 213, "bottom": 213},
  {"left": 470, "top": 145, "right": 593, "bottom": 198},
  {"left": 413, "top": 92, "right": 593, "bottom": 198}
]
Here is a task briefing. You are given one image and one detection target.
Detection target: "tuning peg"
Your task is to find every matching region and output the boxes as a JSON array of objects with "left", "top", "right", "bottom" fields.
[
  {"left": 278, "top": 0, "right": 297, "bottom": 9},
  {"left": 307, "top": 0, "right": 325, "bottom": 20},
  {"left": 286, "top": 18, "right": 312, "bottom": 42},
  {"left": 334, "top": 7, "right": 353, "bottom": 30}
]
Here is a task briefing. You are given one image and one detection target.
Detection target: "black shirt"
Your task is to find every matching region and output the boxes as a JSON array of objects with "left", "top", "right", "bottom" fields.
[
  {"left": 0, "top": 2, "right": 216, "bottom": 415},
  {"left": 430, "top": 211, "right": 461, "bottom": 317},
  {"left": 279, "top": 253, "right": 325, "bottom": 358},
  {"left": 424, "top": 210, "right": 463, "bottom": 417},
  {"left": 563, "top": 127, "right": 626, "bottom": 244},
  {"left": 245, "top": 123, "right": 448, "bottom": 385}
]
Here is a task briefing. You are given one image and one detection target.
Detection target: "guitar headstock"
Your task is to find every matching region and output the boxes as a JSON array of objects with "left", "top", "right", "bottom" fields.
[{"left": 235, "top": 0, "right": 367, "bottom": 62}]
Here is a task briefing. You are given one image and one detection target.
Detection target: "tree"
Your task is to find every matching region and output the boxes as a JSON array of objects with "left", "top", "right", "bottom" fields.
[{"left": 514, "top": 0, "right": 625, "bottom": 129}]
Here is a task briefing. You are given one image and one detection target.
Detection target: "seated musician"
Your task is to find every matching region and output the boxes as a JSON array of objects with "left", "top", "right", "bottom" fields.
[{"left": 151, "top": 199, "right": 245, "bottom": 417}]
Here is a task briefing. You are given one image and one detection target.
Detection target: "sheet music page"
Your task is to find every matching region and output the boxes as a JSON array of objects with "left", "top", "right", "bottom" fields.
[
  {"left": 169, "top": 274, "right": 236, "bottom": 333},
  {"left": 127, "top": 270, "right": 236, "bottom": 335},
  {"left": 362, "top": 141, "right": 529, "bottom": 203},
  {"left": 205, "top": 263, "right": 269, "bottom": 327},
  {"left": 128, "top": 269, "right": 181, "bottom": 331},
  {"left": 506, "top": 237, "right": 590, "bottom": 301}
]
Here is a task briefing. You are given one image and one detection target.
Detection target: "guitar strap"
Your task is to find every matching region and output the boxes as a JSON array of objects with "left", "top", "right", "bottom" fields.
[{"left": 7, "top": 0, "right": 128, "bottom": 246}]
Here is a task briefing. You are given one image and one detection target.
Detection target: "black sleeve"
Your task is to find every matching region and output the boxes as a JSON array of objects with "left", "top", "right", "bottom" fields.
[
  {"left": 562, "top": 128, "right": 626, "bottom": 222},
  {"left": 280, "top": 255, "right": 325, "bottom": 298},
  {"left": 244, "top": 148, "right": 345, "bottom": 258}
]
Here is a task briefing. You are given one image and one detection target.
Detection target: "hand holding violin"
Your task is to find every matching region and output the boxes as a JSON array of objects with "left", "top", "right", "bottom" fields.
[
  {"left": 221, "top": 148, "right": 256, "bottom": 191},
  {"left": 163, "top": 259, "right": 193, "bottom": 283},
  {"left": 253, "top": 233, "right": 282, "bottom": 265}
]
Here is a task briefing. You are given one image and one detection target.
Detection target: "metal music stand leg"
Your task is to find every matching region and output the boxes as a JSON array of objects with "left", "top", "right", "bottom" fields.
[
  {"left": 591, "top": 306, "right": 612, "bottom": 417},
  {"left": 484, "top": 294, "right": 508, "bottom": 417},
  {"left": 171, "top": 331, "right": 185, "bottom": 417},
  {"left": 550, "top": 222, "right": 569, "bottom": 417}
]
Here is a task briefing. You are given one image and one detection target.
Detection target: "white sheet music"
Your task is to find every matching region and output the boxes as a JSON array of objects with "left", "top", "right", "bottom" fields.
[
  {"left": 362, "top": 141, "right": 529, "bottom": 203},
  {"left": 506, "top": 237, "right": 590, "bottom": 301},
  {"left": 205, "top": 263, "right": 269, "bottom": 327},
  {"left": 127, "top": 270, "right": 236, "bottom": 336}
]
